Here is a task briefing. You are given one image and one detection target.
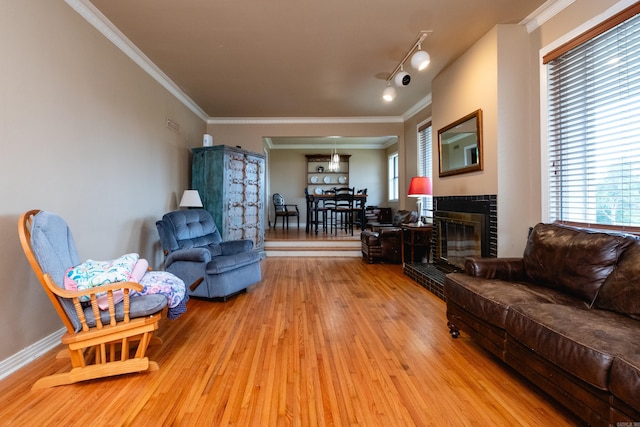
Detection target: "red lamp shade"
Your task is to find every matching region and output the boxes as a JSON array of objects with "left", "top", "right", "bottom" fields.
[{"left": 408, "top": 176, "right": 432, "bottom": 196}]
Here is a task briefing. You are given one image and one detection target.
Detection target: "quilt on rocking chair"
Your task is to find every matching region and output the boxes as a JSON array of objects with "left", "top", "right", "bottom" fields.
[{"left": 64, "top": 252, "right": 188, "bottom": 319}]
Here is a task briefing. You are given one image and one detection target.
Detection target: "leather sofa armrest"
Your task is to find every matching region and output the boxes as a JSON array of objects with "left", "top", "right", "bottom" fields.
[
  {"left": 464, "top": 257, "right": 525, "bottom": 281},
  {"left": 166, "top": 247, "right": 212, "bottom": 267},
  {"left": 377, "top": 227, "right": 402, "bottom": 237}
]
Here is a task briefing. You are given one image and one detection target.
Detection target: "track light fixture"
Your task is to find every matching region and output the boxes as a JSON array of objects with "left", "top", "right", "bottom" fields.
[
  {"left": 411, "top": 44, "right": 431, "bottom": 71},
  {"left": 382, "top": 30, "right": 432, "bottom": 101},
  {"left": 382, "top": 83, "right": 396, "bottom": 102},
  {"left": 394, "top": 65, "right": 411, "bottom": 87}
]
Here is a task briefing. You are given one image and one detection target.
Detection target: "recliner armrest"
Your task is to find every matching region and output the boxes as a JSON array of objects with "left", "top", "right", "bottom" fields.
[
  {"left": 377, "top": 227, "right": 402, "bottom": 236},
  {"left": 464, "top": 257, "right": 525, "bottom": 281},
  {"left": 220, "top": 239, "right": 254, "bottom": 255},
  {"left": 166, "top": 247, "right": 212, "bottom": 267}
]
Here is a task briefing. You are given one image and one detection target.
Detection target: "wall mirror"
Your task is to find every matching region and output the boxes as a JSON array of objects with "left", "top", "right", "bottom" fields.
[{"left": 438, "top": 109, "right": 483, "bottom": 177}]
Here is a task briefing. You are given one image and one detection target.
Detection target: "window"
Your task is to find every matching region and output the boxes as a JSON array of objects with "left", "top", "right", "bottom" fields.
[
  {"left": 418, "top": 122, "right": 433, "bottom": 218},
  {"left": 545, "top": 5, "right": 640, "bottom": 230},
  {"left": 388, "top": 152, "right": 399, "bottom": 201}
]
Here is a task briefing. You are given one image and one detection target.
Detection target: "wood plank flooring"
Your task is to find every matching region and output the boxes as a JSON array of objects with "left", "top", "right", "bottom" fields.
[{"left": 0, "top": 258, "right": 581, "bottom": 426}]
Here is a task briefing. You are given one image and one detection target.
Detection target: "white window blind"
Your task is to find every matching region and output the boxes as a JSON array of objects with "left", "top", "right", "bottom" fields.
[
  {"left": 547, "top": 10, "right": 640, "bottom": 228},
  {"left": 389, "top": 153, "right": 399, "bottom": 201},
  {"left": 418, "top": 122, "right": 433, "bottom": 217}
]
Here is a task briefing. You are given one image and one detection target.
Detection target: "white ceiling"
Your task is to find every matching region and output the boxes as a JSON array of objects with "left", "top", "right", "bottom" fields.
[{"left": 86, "top": 0, "right": 550, "bottom": 120}]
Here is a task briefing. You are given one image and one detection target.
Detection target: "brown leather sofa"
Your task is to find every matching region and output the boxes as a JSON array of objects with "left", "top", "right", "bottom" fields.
[
  {"left": 445, "top": 222, "right": 640, "bottom": 426},
  {"left": 360, "top": 210, "right": 417, "bottom": 263}
]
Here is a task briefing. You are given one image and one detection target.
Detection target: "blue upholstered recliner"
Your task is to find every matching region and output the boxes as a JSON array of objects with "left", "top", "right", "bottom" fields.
[{"left": 156, "top": 209, "right": 261, "bottom": 300}]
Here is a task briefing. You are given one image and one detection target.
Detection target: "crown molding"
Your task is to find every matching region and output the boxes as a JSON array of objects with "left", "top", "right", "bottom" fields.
[
  {"left": 207, "top": 95, "right": 432, "bottom": 125},
  {"left": 520, "top": 0, "right": 576, "bottom": 33},
  {"left": 65, "top": 0, "right": 208, "bottom": 121},
  {"left": 402, "top": 93, "right": 432, "bottom": 121},
  {"left": 207, "top": 116, "right": 405, "bottom": 125}
]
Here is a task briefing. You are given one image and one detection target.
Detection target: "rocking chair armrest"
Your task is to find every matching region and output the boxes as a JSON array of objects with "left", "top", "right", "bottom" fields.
[
  {"left": 42, "top": 274, "right": 144, "bottom": 298},
  {"left": 43, "top": 275, "right": 146, "bottom": 330}
]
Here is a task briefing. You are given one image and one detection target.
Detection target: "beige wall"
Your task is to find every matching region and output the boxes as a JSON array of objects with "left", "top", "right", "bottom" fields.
[
  {"left": 0, "top": 0, "right": 205, "bottom": 361},
  {"left": 432, "top": 28, "right": 500, "bottom": 197}
]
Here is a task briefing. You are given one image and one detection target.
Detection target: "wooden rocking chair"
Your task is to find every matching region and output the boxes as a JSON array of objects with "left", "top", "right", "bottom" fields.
[{"left": 18, "top": 210, "right": 168, "bottom": 390}]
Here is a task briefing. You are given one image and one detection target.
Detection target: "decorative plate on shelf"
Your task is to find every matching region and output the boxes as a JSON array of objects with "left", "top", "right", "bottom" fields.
[
  {"left": 323, "top": 176, "right": 331, "bottom": 184},
  {"left": 316, "top": 166, "right": 324, "bottom": 172},
  {"left": 338, "top": 176, "right": 347, "bottom": 184},
  {"left": 310, "top": 175, "right": 318, "bottom": 184},
  {"left": 314, "top": 187, "right": 323, "bottom": 195}
]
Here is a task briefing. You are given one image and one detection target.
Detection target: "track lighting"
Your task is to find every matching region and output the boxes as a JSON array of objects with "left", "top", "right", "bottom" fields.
[
  {"left": 394, "top": 65, "right": 411, "bottom": 87},
  {"left": 382, "top": 84, "right": 396, "bottom": 102},
  {"left": 411, "top": 44, "right": 431, "bottom": 71},
  {"left": 382, "top": 30, "right": 431, "bottom": 102}
]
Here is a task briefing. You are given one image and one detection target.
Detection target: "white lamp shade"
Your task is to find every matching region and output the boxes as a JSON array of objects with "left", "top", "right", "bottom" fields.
[
  {"left": 411, "top": 50, "right": 431, "bottom": 71},
  {"left": 382, "top": 86, "right": 396, "bottom": 102},
  {"left": 179, "top": 190, "right": 203, "bottom": 207}
]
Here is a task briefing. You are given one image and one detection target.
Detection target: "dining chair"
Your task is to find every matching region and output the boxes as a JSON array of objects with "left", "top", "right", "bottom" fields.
[
  {"left": 333, "top": 187, "right": 355, "bottom": 235},
  {"left": 355, "top": 188, "right": 367, "bottom": 229},
  {"left": 322, "top": 188, "right": 337, "bottom": 233},
  {"left": 305, "top": 187, "right": 329, "bottom": 233},
  {"left": 272, "top": 193, "right": 300, "bottom": 229}
]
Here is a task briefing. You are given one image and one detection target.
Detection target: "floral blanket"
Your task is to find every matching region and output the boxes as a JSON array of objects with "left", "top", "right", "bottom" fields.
[{"left": 64, "top": 253, "right": 187, "bottom": 319}]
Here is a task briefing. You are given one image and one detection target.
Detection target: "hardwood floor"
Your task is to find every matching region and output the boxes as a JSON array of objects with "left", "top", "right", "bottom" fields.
[{"left": 0, "top": 258, "right": 581, "bottom": 426}]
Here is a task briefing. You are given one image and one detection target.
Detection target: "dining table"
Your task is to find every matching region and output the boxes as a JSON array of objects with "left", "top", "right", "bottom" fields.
[{"left": 306, "top": 192, "right": 367, "bottom": 234}]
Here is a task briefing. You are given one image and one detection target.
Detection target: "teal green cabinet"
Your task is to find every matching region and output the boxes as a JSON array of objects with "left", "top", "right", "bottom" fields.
[{"left": 192, "top": 145, "right": 265, "bottom": 253}]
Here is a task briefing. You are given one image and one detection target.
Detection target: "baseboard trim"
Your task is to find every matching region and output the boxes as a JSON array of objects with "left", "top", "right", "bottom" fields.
[{"left": 0, "top": 328, "right": 65, "bottom": 381}]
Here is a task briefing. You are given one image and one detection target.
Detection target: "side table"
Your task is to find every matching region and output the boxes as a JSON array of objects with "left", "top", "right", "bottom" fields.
[{"left": 401, "top": 224, "right": 433, "bottom": 264}]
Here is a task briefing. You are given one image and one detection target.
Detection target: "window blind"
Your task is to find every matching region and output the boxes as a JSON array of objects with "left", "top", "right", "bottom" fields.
[
  {"left": 547, "top": 10, "right": 640, "bottom": 228},
  {"left": 389, "top": 153, "right": 399, "bottom": 201},
  {"left": 418, "top": 122, "right": 433, "bottom": 215}
]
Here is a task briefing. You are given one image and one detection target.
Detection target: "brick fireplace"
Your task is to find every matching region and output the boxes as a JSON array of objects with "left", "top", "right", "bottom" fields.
[{"left": 404, "top": 194, "right": 497, "bottom": 299}]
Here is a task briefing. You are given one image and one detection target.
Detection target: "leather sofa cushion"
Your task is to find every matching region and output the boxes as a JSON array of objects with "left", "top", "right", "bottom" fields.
[
  {"left": 609, "top": 355, "right": 640, "bottom": 412},
  {"left": 523, "top": 223, "right": 633, "bottom": 305},
  {"left": 594, "top": 240, "right": 640, "bottom": 320},
  {"left": 444, "top": 273, "right": 585, "bottom": 329},
  {"left": 506, "top": 303, "right": 640, "bottom": 390}
]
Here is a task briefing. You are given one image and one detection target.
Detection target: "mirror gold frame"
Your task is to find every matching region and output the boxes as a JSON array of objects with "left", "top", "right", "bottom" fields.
[{"left": 438, "top": 109, "right": 483, "bottom": 177}]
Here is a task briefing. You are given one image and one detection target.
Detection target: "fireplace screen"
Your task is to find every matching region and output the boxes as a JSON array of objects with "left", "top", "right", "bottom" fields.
[{"left": 435, "top": 211, "right": 486, "bottom": 269}]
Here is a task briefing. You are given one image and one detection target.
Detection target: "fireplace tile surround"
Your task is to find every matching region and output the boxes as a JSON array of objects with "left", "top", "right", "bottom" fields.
[{"left": 405, "top": 194, "right": 497, "bottom": 300}]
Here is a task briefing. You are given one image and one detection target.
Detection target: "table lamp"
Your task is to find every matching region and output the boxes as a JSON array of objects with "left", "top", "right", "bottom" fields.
[
  {"left": 407, "top": 176, "right": 432, "bottom": 226},
  {"left": 179, "top": 190, "right": 203, "bottom": 208}
]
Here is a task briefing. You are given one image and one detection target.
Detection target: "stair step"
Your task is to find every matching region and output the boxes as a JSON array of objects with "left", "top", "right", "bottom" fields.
[
  {"left": 266, "top": 240, "right": 359, "bottom": 249},
  {"left": 265, "top": 239, "right": 361, "bottom": 257}
]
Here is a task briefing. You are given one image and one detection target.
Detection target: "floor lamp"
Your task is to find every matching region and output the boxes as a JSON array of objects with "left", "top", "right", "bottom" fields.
[{"left": 408, "top": 176, "right": 432, "bottom": 226}]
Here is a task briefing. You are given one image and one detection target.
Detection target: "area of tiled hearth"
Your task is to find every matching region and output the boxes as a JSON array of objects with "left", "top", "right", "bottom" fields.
[
  {"left": 404, "top": 263, "right": 460, "bottom": 300},
  {"left": 404, "top": 194, "right": 497, "bottom": 300}
]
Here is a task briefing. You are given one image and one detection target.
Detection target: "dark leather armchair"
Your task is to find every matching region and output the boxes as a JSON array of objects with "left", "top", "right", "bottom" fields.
[{"left": 360, "top": 210, "right": 418, "bottom": 264}]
